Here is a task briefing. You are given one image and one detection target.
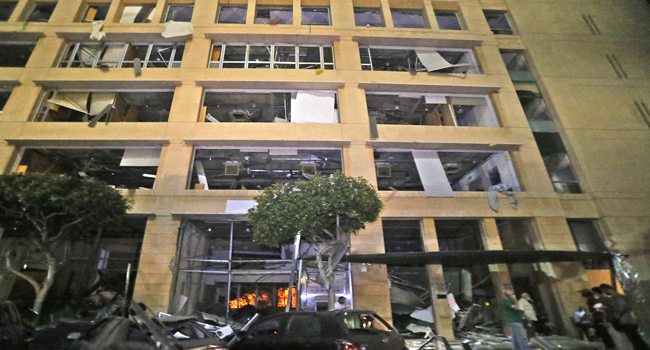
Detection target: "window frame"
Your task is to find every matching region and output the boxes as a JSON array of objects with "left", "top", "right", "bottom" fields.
[
  {"left": 483, "top": 10, "right": 514, "bottom": 35},
  {"left": 0, "top": 1, "right": 19, "bottom": 21},
  {"left": 353, "top": 7, "right": 384, "bottom": 27},
  {"left": 433, "top": 10, "right": 462, "bottom": 30},
  {"left": 57, "top": 42, "right": 185, "bottom": 68},
  {"left": 0, "top": 41, "right": 36, "bottom": 67},
  {"left": 0, "top": 87, "right": 13, "bottom": 113},
  {"left": 165, "top": 4, "right": 194, "bottom": 22},
  {"left": 254, "top": 5, "right": 293, "bottom": 25},
  {"left": 27, "top": 1, "right": 57, "bottom": 22},
  {"left": 359, "top": 45, "right": 479, "bottom": 74},
  {"left": 209, "top": 43, "right": 334, "bottom": 70},
  {"left": 81, "top": 3, "right": 111, "bottom": 22},
  {"left": 389, "top": 7, "right": 429, "bottom": 29},
  {"left": 217, "top": 4, "right": 247, "bottom": 24},
  {"left": 301, "top": 6, "right": 330, "bottom": 26}
]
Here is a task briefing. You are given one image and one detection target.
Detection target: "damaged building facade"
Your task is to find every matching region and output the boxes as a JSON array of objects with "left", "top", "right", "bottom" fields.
[{"left": 0, "top": 0, "right": 649, "bottom": 340}]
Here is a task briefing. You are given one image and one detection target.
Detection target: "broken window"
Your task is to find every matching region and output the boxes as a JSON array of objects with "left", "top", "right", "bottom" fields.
[
  {"left": 483, "top": 10, "right": 514, "bottom": 35},
  {"left": 217, "top": 5, "right": 247, "bottom": 24},
  {"left": 366, "top": 93, "right": 497, "bottom": 127},
  {"left": 374, "top": 150, "right": 520, "bottom": 195},
  {"left": 0, "top": 43, "right": 35, "bottom": 67},
  {"left": 500, "top": 51, "right": 534, "bottom": 82},
  {"left": 434, "top": 10, "right": 461, "bottom": 30},
  {"left": 302, "top": 7, "right": 330, "bottom": 25},
  {"left": 390, "top": 8, "right": 428, "bottom": 28},
  {"left": 81, "top": 3, "right": 110, "bottom": 22},
  {"left": 58, "top": 42, "right": 184, "bottom": 68},
  {"left": 354, "top": 7, "right": 383, "bottom": 27},
  {"left": 567, "top": 220, "right": 609, "bottom": 269},
  {"left": 165, "top": 4, "right": 193, "bottom": 22},
  {"left": 27, "top": 2, "right": 56, "bottom": 22},
  {"left": 189, "top": 148, "right": 342, "bottom": 190},
  {"left": 210, "top": 43, "right": 333, "bottom": 70},
  {"left": 0, "top": 1, "right": 18, "bottom": 21},
  {"left": 17, "top": 147, "right": 162, "bottom": 189},
  {"left": 0, "top": 88, "right": 12, "bottom": 112},
  {"left": 120, "top": 4, "right": 155, "bottom": 23},
  {"left": 33, "top": 90, "right": 173, "bottom": 123},
  {"left": 255, "top": 6, "right": 292, "bottom": 24},
  {"left": 360, "top": 46, "right": 478, "bottom": 74}
]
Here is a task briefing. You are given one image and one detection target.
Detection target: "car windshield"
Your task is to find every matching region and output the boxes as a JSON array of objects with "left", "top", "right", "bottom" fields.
[{"left": 341, "top": 313, "right": 391, "bottom": 332}]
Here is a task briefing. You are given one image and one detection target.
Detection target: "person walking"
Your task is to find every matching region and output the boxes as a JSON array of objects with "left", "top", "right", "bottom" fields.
[
  {"left": 502, "top": 290, "right": 529, "bottom": 350},
  {"left": 518, "top": 293, "right": 538, "bottom": 338},
  {"left": 588, "top": 287, "right": 615, "bottom": 349},
  {"left": 598, "top": 284, "right": 649, "bottom": 350}
]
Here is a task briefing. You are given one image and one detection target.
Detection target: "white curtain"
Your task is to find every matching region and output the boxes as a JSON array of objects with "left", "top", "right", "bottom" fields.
[{"left": 290, "top": 91, "right": 336, "bottom": 124}]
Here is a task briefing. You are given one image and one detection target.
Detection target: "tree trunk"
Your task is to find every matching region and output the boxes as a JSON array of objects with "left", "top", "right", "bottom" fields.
[
  {"left": 32, "top": 254, "right": 57, "bottom": 324},
  {"left": 327, "top": 275, "right": 336, "bottom": 309}
]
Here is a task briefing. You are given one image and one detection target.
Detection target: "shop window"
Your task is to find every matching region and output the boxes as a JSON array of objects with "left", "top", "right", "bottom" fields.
[
  {"left": 483, "top": 10, "right": 514, "bottom": 35},
  {"left": 0, "top": 43, "right": 35, "bottom": 67},
  {"left": 27, "top": 2, "right": 56, "bottom": 22},
  {"left": 373, "top": 150, "right": 520, "bottom": 195},
  {"left": 255, "top": 5, "right": 292, "bottom": 24},
  {"left": 58, "top": 42, "right": 184, "bottom": 68},
  {"left": 33, "top": 90, "right": 174, "bottom": 123},
  {"left": 0, "top": 1, "right": 18, "bottom": 21},
  {"left": 0, "top": 88, "right": 12, "bottom": 112},
  {"left": 210, "top": 43, "right": 333, "bottom": 70},
  {"left": 390, "top": 8, "right": 428, "bottom": 29},
  {"left": 81, "top": 3, "right": 110, "bottom": 22},
  {"left": 366, "top": 93, "right": 497, "bottom": 127},
  {"left": 165, "top": 4, "right": 193, "bottom": 22},
  {"left": 434, "top": 10, "right": 461, "bottom": 30},
  {"left": 302, "top": 7, "right": 329, "bottom": 25},
  {"left": 217, "top": 5, "right": 247, "bottom": 24},
  {"left": 119, "top": 4, "right": 155, "bottom": 23},
  {"left": 189, "top": 148, "right": 343, "bottom": 190},
  {"left": 360, "top": 46, "right": 478, "bottom": 73},
  {"left": 17, "top": 147, "right": 162, "bottom": 189},
  {"left": 354, "top": 7, "right": 383, "bottom": 27}
]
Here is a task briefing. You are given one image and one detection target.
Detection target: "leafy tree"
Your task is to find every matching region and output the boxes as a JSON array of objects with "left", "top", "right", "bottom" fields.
[
  {"left": 248, "top": 172, "right": 383, "bottom": 308},
  {"left": 0, "top": 173, "right": 131, "bottom": 319}
]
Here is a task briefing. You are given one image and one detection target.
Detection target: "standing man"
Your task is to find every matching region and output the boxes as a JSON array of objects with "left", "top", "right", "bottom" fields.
[
  {"left": 518, "top": 293, "right": 538, "bottom": 338},
  {"left": 502, "top": 290, "right": 529, "bottom": 350},
  {"left": 598, "top": 284, "right": 649, "bottom": 350}
]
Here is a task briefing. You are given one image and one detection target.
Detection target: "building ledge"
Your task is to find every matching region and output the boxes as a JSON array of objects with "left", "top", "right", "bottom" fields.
[
  {"left": 367, "top": 140, "right": 521, "bottom": 151},
  {"left": 5, "top": 138, "right": 169, "bottom": 147}
]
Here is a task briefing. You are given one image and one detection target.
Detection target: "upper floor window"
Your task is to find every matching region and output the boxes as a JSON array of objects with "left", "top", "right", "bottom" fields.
[
  {"left": 33, "top": 90, "right": 174, "bottom": 123},
  {"left": 255, "top": 5, "right": 292, "bottom": 24},
  {"left": 302, "top": 7, "right": 329, "bottom": 25},
  {"left": 201, "top": 90, "right": 339, "bottom": 124},
  {"left": 165, "top": 4, "right": 193, "bottom": 22},
  {"left": 366, "top": 92, "right": 498, "bottom": 127},
  {"left": 390, "top": 7, "right": 428, "bottom": 29},
  {"left": 354, "top": 7, "right": 383, "bottom": 27},
  {"left": 81, "top": 3, "right": 110, "bottom": 22},
  {"left": 500, "top": 50, "right": 534, "bottom": 82},
  {"left": 434, "top": 10, "right": 462, "bottom": 30},
  {"left": 217, "top": 5, "right": 247, "bottom": 24},
  {"left": 0, "top": 88, "right": 13, "bottom": 112},
  {"left": 210, "top": 43, "right": 333, "bottom": 70},
  {"left": 483, "top": 10, "right": 514, "bottom": 35},
  {"left": 360, "top": 46, "right": 479, "bottom": 74},
  {"left": 27, "top": 1, "right": 56, "bottom": 22},
  {"left": 0, "top": 42, "right": 35, "bottom": 67},
  {"left": 58, "top": 42, "right": 184, "bottom": 68},
  {"left": 119, "top": 4, "right": 155, "bottom": 23},
  {"left": 567, "top": 220, "right": 609, "bottom": 269},
  {"left": 189, "top": 148, "right": 343, "bottom": 190},
  {"left": 0, "top": 1, "right": 18, "bottom": 21}
]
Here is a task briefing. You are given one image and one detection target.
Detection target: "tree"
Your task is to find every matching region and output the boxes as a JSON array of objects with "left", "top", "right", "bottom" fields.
[
  {"left": 0, "top": 173, "right": 131, "bottom": 320},
  {"left": 248, "top": 172, "right": 383, "bottom": 309}
]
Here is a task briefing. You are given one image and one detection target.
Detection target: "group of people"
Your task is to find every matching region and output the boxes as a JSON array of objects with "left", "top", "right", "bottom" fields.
[
  {"left": 576, "top": 284, "right": 649, "bottom": 350},
  {"left": 501, "top": 290, "right": 538, "bottom": 350}
]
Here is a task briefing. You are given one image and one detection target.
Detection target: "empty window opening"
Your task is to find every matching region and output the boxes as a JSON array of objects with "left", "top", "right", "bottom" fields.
[
  {"left": 0, "top": 2, "right": 18, "bottom": 21},
  {"left": 34, "top": 90, "right": 174, "bottom": 123},
  {"left": 533, "top": 132, "right": 582, "bottom": 194},
  {"left": 0, "top": 43, "right": 35, "bottom": 67},
  {"left": 302, "top": 7, "right": 329, "bottom": 25},
  {"left": 165, "top": 4, "right": 193, "bottom": 22},
  {"left": 567, "top": 220, "right": 609, "bottom": 269},
  {"left": 0, "top": 88, "right": 12, "bottom": 112},
  {"left": 82, "top": 4, "right": 110, "bottom": 22},
  {"left": 58, "top": 42, "right": 184, "bottom": 68},
  {"left": 255, "top": 6, "right": 292, "bottom": 24},
  {"left": 374, "top": 150, "right": 520, "bottom": 195},
  {"left": 390, "top": 8, "right": 428, "bottom": 29},
  {"left": 17, "top": 147, "right": 161, "bottom": 189},
  {"left": 360, "top": 46, "right": 478, "bottom": 74},
  {"left": 516, "top": 90, "right": 555, "bottom": 132},
  {"left": 496, "top": 219, "right": 535, "bottom": 251},
  {"left": 366, "top": 92, "right": 497, "bottom": 127},
  {"left": 483, "top": 10, "right": 513, "bottom": 35},
  {"left": 120, "top": 4, "right": 155, "bottom": 23},
  {"left": 189, "top": 148, "right": 343, "bottom": 190},
  {"left": 210, "top": 43, "right": 333, "bottom": 70},
  {"left": 500, "top": 51, "right": 534, "bottom": 82},
  {"left": 434, "top": 10, "right": 461, "bottom": 30},
  {"left": 27, "top": 2, "right": 56, "bottom": 22},
  {"left": 354, "top": 7, "right": 383, "bottom": 27},
  {"left": 217, "top": 5, "right": 247, "bottom": 24}
]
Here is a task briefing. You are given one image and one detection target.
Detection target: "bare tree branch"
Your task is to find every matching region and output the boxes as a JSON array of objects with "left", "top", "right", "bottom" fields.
[
  {"left": 5, "top": 250, "right": 41, "bottom": 295},
  {"left": 48, "top": 214, "right": 92, "bottom": 242}
]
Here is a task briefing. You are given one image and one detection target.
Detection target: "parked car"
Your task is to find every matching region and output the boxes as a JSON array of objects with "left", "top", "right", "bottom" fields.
[{"left": 231, "top": 310, "right": 408, "bottom": 350}]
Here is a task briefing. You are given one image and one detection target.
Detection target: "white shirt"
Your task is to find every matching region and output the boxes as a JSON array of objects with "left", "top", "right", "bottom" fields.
[
  {"left": 334, "top": 302, "right": 347, "bottom": 310},
  {"left": 518, "top": 298, "right": 537, "bottom": 321}
]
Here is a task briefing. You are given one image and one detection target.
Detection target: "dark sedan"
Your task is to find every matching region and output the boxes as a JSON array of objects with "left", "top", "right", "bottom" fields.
[{"left": 231, "top": 310, "right": 407, "bottom": 350}]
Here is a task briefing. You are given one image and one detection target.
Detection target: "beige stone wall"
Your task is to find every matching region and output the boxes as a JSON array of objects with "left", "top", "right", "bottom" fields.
[{"left": 0, "top": 0, "right": 648, "bottom": 323}]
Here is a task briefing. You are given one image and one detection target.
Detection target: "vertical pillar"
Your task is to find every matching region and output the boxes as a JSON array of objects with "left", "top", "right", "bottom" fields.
[
  {"left": 132, "top": 215, "right": 181, "bottom": 314},
  {"left": 1, "top": 84, "right": 42, "bottom": 122},
  {"left": 423, "top": 1, "right": 437, "bottom": 30},
  {"left": 49, "top": 0, "right": 84, "bottom": 23},
  {"left": 330, "top": 0, "right": 354, "bottom": 28},
  {"left": 293, "top": 0, "right": 301, "bottom": 25},
  {"left": 151, "top": 0, "right": 167, "bottom": 23},
  {"left": 104, "top": 0, "right": 120, "bottom": 23},
  {"left": 246, "top": 0, "right": 256, "bottom": 24},
  {"left": 8, "top": 0, "right": 30, "bottom": 22},
  {"left": 421, "top": 219, "right": 455, "bottom": 340},
  {"left": 192, "top": 0, "right": 218, "bottom": 25},
  {"left": 379, "top": 0, "right": 393, "bottom": 27},
  {"left": 26, "top": 37, "right": 65, "bottom": 68}
]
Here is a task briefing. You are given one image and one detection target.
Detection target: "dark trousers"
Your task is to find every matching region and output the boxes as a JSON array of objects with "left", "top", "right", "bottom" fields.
[
  {"left": 594, "top": 324, "right": 615, "bottom": 349},
  {"left": 617, "top": 325, "right": 649, "bottom": 350}
]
